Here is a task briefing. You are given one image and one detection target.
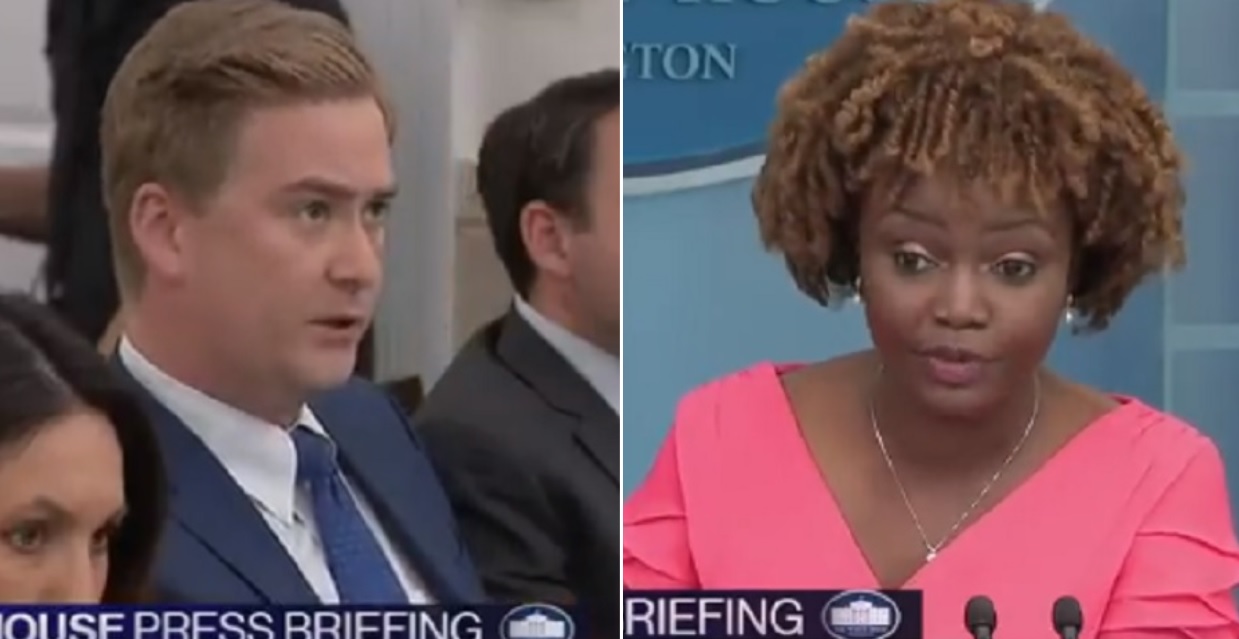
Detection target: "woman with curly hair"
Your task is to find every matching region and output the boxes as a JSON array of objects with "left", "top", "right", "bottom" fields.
[{"left": 624, "top": 0, "right": 1239, "bottom": 634}]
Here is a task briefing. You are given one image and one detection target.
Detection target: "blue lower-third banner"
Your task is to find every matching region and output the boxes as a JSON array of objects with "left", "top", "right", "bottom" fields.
[
  {"left": 624, "top": 590, "right": 924, "bottom": 639},
  {"left": 0, "top": 603, "right": 585, "bottom": 639}
]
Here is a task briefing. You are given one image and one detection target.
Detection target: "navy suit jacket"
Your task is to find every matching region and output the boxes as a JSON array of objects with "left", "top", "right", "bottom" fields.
[{"left": 115, "top": 363, "right": 484, "bottom": 603}]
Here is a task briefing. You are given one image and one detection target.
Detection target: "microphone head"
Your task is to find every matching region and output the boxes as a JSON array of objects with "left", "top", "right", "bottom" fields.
[
  {"left": 1052, "top": 596, "right": 1084, "bottom": 632},
  {"left": 965, "top": 595, "right": 997, "bottom": 631}
]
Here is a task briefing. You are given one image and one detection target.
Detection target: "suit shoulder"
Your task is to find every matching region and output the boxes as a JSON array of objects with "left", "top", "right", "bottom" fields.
[
  {"left": 319, "top": 376, "right": 392, "bottom": 402},
  {"left": 419, "top": 344, "right": 553, "bottom": 429},
  {"left": 312, "top": 377, "right": 404, "bottom": 419},
  {"left": 417, "top": 386, "right": 545, "bottom": 452},
  {"left": 417, "top": 375, "right": 564, "bottom": 467}
]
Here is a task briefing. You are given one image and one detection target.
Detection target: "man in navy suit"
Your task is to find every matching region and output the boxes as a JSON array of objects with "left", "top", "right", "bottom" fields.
[{"left": 98, "top": 0, "right": 482, "bottom": 603}]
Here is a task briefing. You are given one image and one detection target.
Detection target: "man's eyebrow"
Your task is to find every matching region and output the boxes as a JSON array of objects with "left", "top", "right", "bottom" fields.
[{"left": 278, "top": 176, "right": 397, "bottom": 200}]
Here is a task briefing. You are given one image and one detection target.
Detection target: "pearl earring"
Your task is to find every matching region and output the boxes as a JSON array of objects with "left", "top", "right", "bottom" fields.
[
  {"left": 1064, "top": 296, "right": 1076, "bottom": 325},
  {"left": 852, "top": 277, "right": 863, "bottom": 304}
]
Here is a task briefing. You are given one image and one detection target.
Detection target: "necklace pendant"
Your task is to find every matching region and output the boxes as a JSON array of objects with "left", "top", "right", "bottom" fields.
[{"left": 926, "top": 550, "right": 937, "bottom": 562}]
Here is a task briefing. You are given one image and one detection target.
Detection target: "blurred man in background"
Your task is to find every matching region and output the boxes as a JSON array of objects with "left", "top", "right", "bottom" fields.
[
  {"left": 0, "top": 0, "right": 349, "bottom": 347},
  {"left": 418, "top": 69, "right": 620, "bottom": 636}
]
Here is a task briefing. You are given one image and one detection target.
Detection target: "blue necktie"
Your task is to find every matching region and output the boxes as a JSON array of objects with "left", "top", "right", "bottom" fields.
[{"left": 292, "top": 428, "right": 407, "bottom": 603}]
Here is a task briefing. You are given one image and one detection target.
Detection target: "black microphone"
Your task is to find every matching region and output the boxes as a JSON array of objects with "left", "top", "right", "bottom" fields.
[
  {"left": 1052, "top": 596, "right": 1084, "bottom": 639},
  {"left": 964, "top": 595, "right": 997, "bottom": 639}
]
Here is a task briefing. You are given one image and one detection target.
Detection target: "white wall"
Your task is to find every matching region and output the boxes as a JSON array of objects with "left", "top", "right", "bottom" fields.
[
  {"left": 0, "top": 0, "right": 53, "bottom": 294},
  {"left": 452, "top": 0, "right": 621, "bottom": 160}
]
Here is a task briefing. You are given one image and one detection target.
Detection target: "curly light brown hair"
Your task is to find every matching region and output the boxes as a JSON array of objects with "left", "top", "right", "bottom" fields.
[{"left": 752, "top": 0, "right": 1185, "bottom": 332}]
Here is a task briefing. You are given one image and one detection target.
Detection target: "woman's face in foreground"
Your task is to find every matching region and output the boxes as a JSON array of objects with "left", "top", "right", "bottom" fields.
[
  {"left": 857, "top": 176, "right": 1073, "bottom": 418},
  {"left": 0, "top": 409, "right": 125, "bottom": 602}
]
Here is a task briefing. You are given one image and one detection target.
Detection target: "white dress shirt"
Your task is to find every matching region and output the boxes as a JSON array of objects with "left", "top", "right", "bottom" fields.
[
  {"left": 119, "top": 338, "right": 433, "bottom": 603},
  {"left": 514, "top": 297, "right": 620, "bottom": 416}
]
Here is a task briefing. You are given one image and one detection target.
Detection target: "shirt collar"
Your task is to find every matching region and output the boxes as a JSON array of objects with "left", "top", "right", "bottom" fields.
[
  {"left": 513, "top": 297, "right": 620, "bottom": 415},
  {"left": 119, "top": 337, "right": 326, "bottom": 524}
]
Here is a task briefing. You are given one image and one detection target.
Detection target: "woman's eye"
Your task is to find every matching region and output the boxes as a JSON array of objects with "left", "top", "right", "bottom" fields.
[
  {"left": 3, "top": 522, "right": 50, "bottom": 554},
  {"left": 993, "top": 258, "right": 1037, "bottom": 282},
  {"left": 90, "top": 524, "right": 117, "bottom": 556},
  {"left": 893, "top": 250, "right": 936, "bottom": 274}
]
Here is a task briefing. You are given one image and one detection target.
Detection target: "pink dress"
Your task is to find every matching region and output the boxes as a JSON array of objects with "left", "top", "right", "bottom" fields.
[{"left": 624, "top": 363, "right": 1239, "bottom": 639}]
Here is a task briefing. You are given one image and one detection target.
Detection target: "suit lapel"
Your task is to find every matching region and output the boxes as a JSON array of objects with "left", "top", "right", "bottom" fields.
[
  {"left": 574, "top": 408, "right": 620, "bottom": 484},
  {"left": 312, "top": 391, "right": 471, "bottom": 602},
  {"left": 493, "top": 310, "right": 619, "bottom": 484},
  {"left": 112, "top": 363, "right": 317, "bottom": 603}
]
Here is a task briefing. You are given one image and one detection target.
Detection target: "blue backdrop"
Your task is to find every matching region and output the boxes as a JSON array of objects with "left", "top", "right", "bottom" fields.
[{"left": 623, "top": 0, "right": 1239, "bottom": 501}]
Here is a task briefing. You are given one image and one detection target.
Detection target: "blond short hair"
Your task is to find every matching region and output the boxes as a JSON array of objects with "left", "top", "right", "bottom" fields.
[{"left": 101, "top": 0, "right": 393, "bottom": 300}]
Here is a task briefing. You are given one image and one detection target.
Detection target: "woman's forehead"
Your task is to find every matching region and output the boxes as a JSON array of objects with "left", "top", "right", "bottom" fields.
[{"left": 867, "top": 172, "right": 1066, "bottom": 221}]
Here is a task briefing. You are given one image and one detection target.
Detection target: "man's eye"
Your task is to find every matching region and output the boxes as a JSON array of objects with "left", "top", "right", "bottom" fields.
[{"left": 299, "top": 201, "right": 331, "bottom": 221}]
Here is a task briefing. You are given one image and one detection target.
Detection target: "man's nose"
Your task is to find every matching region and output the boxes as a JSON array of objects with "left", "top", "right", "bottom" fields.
[{"left": 327, "top": 219, "right": 383, "bottom": 292}]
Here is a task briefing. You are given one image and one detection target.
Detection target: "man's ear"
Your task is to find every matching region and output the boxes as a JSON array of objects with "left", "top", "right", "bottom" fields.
[
  {"left": 128, "top": 182, "right": 189, "bottom": 284},
  {"left": 519, "top": 200, "right": 572, "bottom": 280}
]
